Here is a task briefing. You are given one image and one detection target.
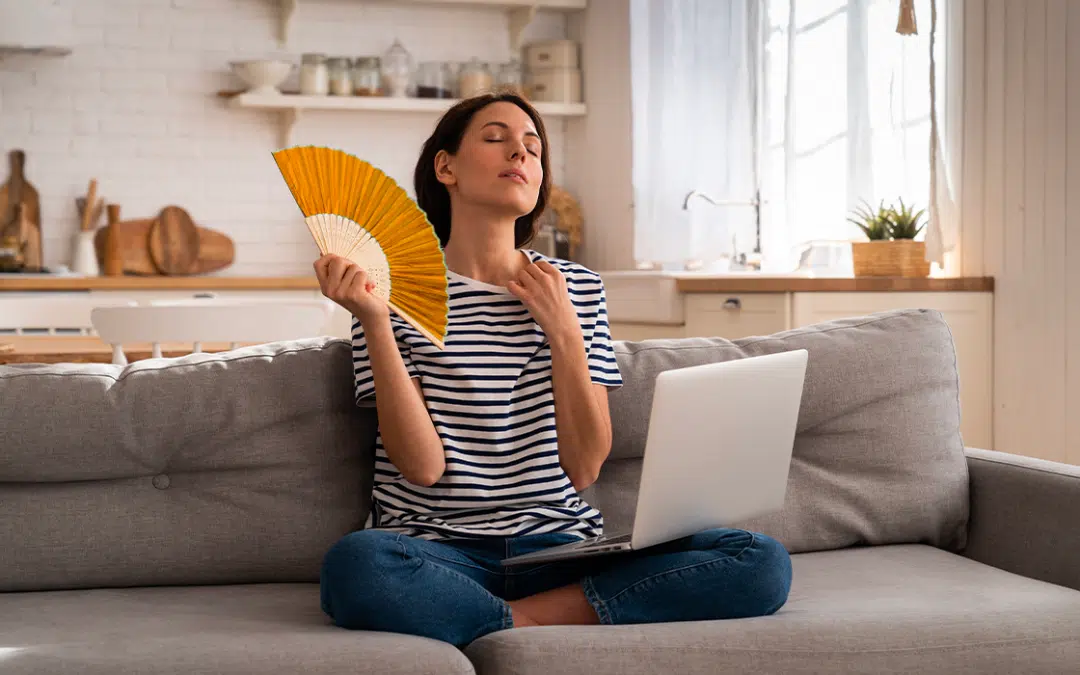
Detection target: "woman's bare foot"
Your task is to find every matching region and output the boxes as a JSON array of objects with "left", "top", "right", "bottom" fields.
[
  {"left": 508, "top": 584, "right": 600, "bottom": 626},
  {"left": 509, "top": 602, "right": 540, "bottom": 627}
]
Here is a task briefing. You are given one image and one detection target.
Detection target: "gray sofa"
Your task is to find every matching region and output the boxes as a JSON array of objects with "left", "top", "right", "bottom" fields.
[{"left": 2, "top": 308, "right": 1078, "bottom": 674}]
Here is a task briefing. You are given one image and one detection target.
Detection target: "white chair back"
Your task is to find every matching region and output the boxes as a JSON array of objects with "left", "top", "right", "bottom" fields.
[{"left": 90, "top": 298, "right": 334, "bottom": 365}]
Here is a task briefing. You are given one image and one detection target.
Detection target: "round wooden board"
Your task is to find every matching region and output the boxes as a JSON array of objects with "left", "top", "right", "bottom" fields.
[{"left": 148, "top": 205, "right": 200, "bottom": 274}]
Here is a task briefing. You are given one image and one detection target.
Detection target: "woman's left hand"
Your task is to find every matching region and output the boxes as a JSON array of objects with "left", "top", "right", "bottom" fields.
[{"left": 507, "top": 260, "right": 581, "bottom": 342}]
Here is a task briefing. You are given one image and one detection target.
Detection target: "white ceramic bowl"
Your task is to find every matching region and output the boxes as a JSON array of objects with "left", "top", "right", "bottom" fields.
[{"left": 230, "top": 59, "right": 293, "bottom": 94}]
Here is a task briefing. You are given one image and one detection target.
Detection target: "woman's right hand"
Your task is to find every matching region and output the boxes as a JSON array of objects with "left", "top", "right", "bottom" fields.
[{"left": 314, "top": 254, "right": 388, "bottom": 324}]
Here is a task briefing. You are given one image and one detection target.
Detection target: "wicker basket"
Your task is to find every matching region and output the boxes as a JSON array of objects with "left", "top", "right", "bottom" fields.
[{"left": 851, "top": 240, "right": 931, "bottom": 278}]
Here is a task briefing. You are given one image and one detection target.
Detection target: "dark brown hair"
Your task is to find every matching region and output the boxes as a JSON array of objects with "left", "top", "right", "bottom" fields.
[{"left": 414, "top": 91, "right": 551, "bottom": 248}]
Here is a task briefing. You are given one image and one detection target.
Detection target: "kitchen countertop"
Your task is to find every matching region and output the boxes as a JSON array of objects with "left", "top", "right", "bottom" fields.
[
  {"left": 0, "top": 273, "right": 994, "bottom": 293},
  {"left": 0, "top": 275, "right": 322, "bottom": 291}
]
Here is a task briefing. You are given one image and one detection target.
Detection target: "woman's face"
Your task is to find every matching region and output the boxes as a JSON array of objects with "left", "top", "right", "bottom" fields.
[{"left": 435, "top": 101, "right": 543, "bottom": 218}]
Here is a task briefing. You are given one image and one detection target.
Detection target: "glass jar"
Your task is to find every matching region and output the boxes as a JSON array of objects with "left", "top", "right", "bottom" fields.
[
  {"left": 458, "top": 57, "right": 493, "bottom": 98},
  {"left": 299, "top": 53, "right": 329, "bottom": 96},
  {"left": 416, "top": 61, "right": 453, "bottom": 98},
  {"left": 495, "top": 59, "right": 524, "bottom": 96},
  {"left": 327, "top": 57, "right": 352, "bottom": 96},
  {"left": 444, "top": 61, "right": 462, "bottom": 96},
  {"left": 352, "top": 56, "right": 382, "bottom": 96},
  {"left": 381, "top": 39, "right": 413, "bottom": 98}
]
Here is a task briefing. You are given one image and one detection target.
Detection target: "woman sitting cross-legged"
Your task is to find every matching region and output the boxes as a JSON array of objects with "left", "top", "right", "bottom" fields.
[{"left": 315, "top": 91, "right": 793, "bottom": 647}]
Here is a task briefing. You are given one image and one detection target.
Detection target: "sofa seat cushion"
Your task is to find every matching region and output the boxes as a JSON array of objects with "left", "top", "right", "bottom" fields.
[
  {"left": 465, "top": 545, "right": 1080, "bottom": 675},
  {"left": 0, "top": 583, "right": 473, "bottom": 675}
]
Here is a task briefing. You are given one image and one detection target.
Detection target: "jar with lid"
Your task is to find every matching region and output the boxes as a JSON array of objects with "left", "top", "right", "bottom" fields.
[
  {"left": 352, "top": 56, "right": 382, "bottom": 95},
  {"left": 416, "top": 61, "right": 452, "bottom": 98},
  {"left": 458, "top": 58, "right": 493, "bottom": 98},
  {"left": 299, "top": 53, "right": 329, "bottom": 96},
  {"left": 381, "top": 39, "right": 414, "bottom": 97},
  {"left": 327, "top": 57, "right": 352, "bottom": 96},
  {"left": 495, "top": 59, "right": 524, "bottom": 95}
]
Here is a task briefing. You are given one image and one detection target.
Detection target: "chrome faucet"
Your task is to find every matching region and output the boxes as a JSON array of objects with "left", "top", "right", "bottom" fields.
[{"left": 682, "top": 190, "right": 724, "bottom": 210}]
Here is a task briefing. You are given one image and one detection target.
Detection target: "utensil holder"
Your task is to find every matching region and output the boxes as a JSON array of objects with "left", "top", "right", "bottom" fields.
[{"left": 71, "top": 229, "right": 100, "bottom": 276}]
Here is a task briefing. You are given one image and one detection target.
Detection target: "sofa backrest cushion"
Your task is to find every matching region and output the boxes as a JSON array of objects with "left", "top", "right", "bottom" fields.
[
  {"left": 585, "top": 308, "right": 969, "bottom": 554},
  {"left": 0, "top": 338, "right": 374, "bottom": 592}
]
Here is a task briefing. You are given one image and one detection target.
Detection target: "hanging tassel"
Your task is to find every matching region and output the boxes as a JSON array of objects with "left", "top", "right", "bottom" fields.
[{"left": 897, "top": 0, "right": 918, "bottom": 35}]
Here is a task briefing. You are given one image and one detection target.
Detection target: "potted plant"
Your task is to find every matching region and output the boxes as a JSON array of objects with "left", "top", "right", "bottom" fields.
[{"left": 849, "top": 198, "right": 930, "bottom": 277}]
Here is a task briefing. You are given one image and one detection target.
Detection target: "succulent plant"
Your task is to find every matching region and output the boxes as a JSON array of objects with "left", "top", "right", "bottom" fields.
[
  {"left": 848, "top": 199, "right": 892, "bottom": 241},
  {"left": 887, "top": 198, "right": 926, "bottom": 239}
]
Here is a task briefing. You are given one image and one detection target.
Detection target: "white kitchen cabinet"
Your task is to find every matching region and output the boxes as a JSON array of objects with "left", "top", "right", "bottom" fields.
[
  {"left": 608, "top": 322, "right": 685, "bottom": 342},
  {"left": 683, "top": 293, "right": 791, "bottom": 340},
  {"left": 608, "top": 292, "right": 791, "bottom": 342},
  {"left": 792, "top": 291, "right": 994, "bottom": 450}
]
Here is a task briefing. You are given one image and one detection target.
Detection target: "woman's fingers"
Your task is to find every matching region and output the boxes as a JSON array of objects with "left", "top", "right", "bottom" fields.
[
  {"left": 340, "top": 264, "right": 362, "bottom": 297},
  {"left": 534, "top": 259, "right": 559, "bottom": 277},
  {"left": 522, "top": 263, "right": 546, "bottom": 281}
]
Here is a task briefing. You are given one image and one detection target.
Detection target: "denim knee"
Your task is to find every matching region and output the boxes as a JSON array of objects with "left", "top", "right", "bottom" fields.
[
  {"left": 745, "top": 532, "right": 793, "bottom": 615},
  {"left": 319, "top": 529, "right": 399, "bottom": 629}
]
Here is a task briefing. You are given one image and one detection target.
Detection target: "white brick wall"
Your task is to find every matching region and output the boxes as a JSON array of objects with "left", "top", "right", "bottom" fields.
[{"left": 0, "top": 0, "right": 570, "bottom": 275}]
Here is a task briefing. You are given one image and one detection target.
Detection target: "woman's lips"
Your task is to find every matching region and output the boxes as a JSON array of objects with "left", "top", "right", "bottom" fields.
[{"left": 499, "top": 170, "right": 527, "bottom": 184}]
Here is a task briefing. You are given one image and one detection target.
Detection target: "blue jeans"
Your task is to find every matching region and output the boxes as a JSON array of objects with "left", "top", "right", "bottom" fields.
[{"left": 319, "top": 527, "right": 793, "bottom": 646}]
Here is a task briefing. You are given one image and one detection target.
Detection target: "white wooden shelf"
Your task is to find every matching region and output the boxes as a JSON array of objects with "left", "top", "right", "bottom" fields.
[
  {"left": 274, "top": 0, "right": 586, "bottom": 49},
  {"left": 227, "top": 91, "right": 586, "bottom": 146}
]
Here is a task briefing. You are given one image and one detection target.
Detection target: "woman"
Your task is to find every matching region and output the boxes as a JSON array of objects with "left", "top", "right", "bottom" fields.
[{"left": 314, "top": 92, "right": 792, "bottom": 647}]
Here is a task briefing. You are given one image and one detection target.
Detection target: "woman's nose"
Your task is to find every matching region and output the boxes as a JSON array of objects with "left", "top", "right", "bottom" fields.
[{"left": 508, "top": 143, "right": 527, "bottom": 161}]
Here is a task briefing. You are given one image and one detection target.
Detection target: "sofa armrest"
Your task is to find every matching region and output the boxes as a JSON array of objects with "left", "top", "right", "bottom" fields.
[{"left": 963, "top": 447, "right": 1080, "bottom": 592}]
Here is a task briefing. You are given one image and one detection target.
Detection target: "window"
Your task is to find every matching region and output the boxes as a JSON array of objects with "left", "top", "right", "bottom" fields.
[{"left": 631, "top": 0, "right": 936, "bottom": 272}]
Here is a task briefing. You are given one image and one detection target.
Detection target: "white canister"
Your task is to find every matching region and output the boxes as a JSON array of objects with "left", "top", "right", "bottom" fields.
[
  {"left": 71, "top": 229, "right": 99, "bottom": 276},
  {"left": 526, "top": 68, "right": 582, "bottom": 103},
  {"left": 524, "top": 40, "right": 579, "bottom": 71}
]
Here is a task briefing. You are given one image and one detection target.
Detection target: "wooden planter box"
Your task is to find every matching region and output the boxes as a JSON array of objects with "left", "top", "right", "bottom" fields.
[{"left": 851, "top": 240, "right": 931, "bottom": 278}]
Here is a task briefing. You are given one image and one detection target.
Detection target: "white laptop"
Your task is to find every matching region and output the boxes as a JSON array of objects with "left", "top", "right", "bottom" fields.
[{"left": 500, "top": 349, "right": 808, "bottom": 566}]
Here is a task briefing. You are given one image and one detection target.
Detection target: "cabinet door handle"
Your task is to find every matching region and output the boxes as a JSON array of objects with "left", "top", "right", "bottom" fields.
[{"left": 722, "top": 298, "right": 742, "bottom": 310}]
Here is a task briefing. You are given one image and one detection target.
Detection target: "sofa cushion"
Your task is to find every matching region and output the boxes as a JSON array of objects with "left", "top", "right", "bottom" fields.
[
  {"left": 0, "top": 338, "right": 376, "bottom": 592},
  {"left": 596, "top": 308, "right": 969, "bottom": 554},
  {"left": 465, "top": 545, "right": 1080, "bottom": 675},
  {"left": 0, "top": 583, "right": 474, "bottom": 675}
]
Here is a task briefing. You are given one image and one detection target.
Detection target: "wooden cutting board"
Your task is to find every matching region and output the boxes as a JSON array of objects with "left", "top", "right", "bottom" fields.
[
  {"left": 148, "top": 206, "right": 200, "bottom": 274},
  {"left": 0, "top": 150, "right": 42, "bottom": 271},
  {"left": 94, "top": 219, "right": 235, "bottom": 275}
]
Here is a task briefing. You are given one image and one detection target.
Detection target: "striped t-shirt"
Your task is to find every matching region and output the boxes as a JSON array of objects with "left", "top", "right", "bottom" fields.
[{"left": 352, "top": 249, "right": 623, "bottom": 541}]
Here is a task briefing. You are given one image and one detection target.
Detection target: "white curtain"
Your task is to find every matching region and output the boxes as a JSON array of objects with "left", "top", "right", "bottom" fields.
[
  {"left": 630, "top": 0, "right": 947, "bottom": 272},
  {"left": 926, "top": 0, "right": 963, "bottom": 268},
  {"left": 630, "top": 0, "right": 761, "bottom": 270},
  {"left": 761, "top": 0, "right": 937, "bottom": 272}
]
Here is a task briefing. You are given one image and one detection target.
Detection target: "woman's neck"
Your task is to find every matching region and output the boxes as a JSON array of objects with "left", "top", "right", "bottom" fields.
[{"left": 442, "top": 203, "right": 528, "bottom": 287}]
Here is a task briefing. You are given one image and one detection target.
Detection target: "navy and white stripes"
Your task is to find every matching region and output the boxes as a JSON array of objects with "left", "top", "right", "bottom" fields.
[{"left": 352, "top": 249, "right": 623, "bottom": 541}]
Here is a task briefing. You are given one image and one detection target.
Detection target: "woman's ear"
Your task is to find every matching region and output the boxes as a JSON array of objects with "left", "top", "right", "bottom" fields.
[{"left": 434, "top": 149, "right": 456, "bottom": 186}]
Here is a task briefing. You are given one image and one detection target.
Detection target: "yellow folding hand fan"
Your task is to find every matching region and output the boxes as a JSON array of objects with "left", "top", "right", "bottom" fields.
[{"left": 271, "top": 145, "right": 449, "bottom": 350}]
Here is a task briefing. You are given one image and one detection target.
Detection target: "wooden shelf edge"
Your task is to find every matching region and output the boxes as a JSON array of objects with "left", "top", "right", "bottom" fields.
[
  {"left": 676, "top": 276, "right": 996, "bottom": 293},
  {"left": 0, "top": 276, "right": 321, "bottom": 291}
]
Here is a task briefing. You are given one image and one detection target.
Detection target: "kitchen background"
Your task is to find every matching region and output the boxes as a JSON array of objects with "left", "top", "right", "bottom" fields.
[
  {"left": 0, "top": 0, "right": 622, "bottom": 275},
  {"left": 6, "top": 0, "right": 1080, "bottom": 469}
]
